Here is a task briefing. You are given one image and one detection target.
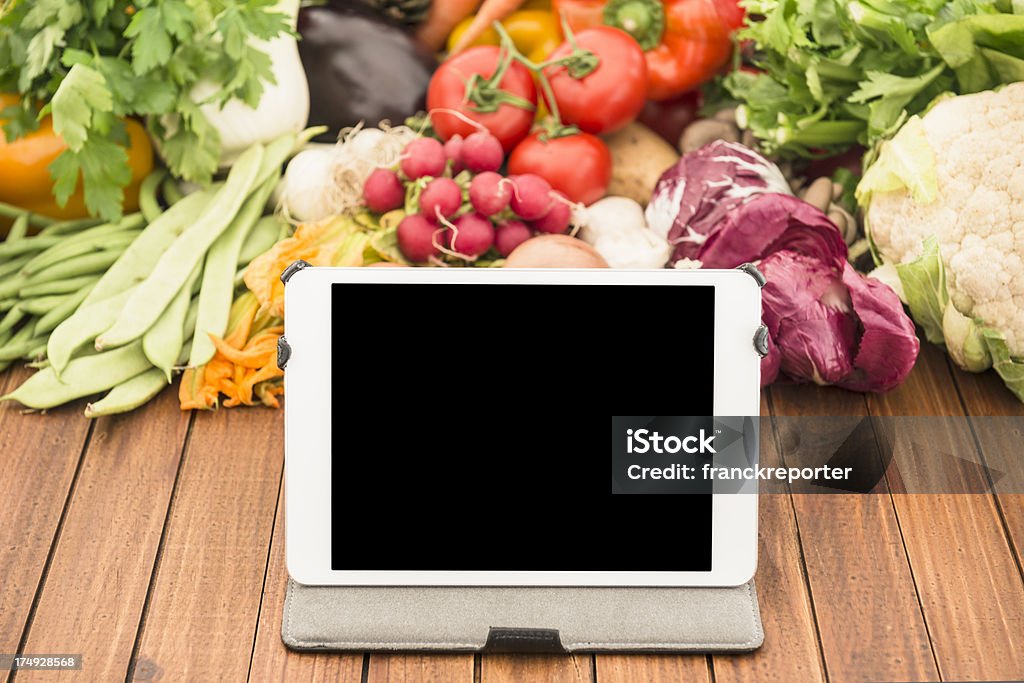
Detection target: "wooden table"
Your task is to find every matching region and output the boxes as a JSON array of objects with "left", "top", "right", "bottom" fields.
[{"left": 2, "top": 343, "right": 1023, "bottom": 682}]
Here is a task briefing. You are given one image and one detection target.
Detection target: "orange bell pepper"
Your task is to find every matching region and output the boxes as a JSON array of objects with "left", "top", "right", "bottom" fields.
[
  {"left": 0, "top": 94, "right": 153, "bottom": 220},
  {"left": 551, "top": 0, "right": 742, "bottom": 100}
]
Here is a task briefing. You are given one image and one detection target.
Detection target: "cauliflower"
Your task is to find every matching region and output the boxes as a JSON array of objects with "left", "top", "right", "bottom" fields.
[{"left": 857, "top": 82, "right": 1024, "bottom": 401}]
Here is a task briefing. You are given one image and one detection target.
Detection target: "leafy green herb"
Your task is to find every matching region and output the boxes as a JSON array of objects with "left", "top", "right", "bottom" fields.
[
  {"left": 716, "top": 0, "right": 1024, "bottom": 158},
  {"left": 0, "top": 0, "right": 292, "bottom": 220}
]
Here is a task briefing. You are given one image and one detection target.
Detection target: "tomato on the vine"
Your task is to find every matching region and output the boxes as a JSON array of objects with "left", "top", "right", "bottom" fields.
[
  {"left": 544, "top": 27, "right": 647, "bottom": 135},
  {"left": 508, "top": 131, "right": 612, "bottom": 205},
  {"left": 427, "top": 46, "right": 538, "bottom": 153}
]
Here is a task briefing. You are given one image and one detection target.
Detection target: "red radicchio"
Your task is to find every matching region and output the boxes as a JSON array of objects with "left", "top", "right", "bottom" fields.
[
  {"left": 759, "top": 251, "right": 919, "bottom": 392},
  {"left": 645, "top": 140, "right": 793, "bottom": 266},
  {"left": 697, "top": 193, "right": 848, "bottom": 269},
  {"left": 650, "top": 141, "right": 919, "bottom": 393}
]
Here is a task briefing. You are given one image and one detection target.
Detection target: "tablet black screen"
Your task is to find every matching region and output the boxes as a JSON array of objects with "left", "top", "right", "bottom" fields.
[{"left": 331, "top": 283, "right": 714, "bottom": 571}]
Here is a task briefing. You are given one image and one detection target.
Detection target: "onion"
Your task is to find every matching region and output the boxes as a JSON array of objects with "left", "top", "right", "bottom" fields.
[
  {"left": 503, "top": 235, "right": 609, "bottom": 268},
  {"left": 278, "top": 124, "right": 418, "bottom": 223}
]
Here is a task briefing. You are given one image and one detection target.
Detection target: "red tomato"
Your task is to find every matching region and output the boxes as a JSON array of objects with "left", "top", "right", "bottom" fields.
[
  {"left": 508, "top": 131, "right": 612, "bottom": 205},
  {"left": 713, "top": 0, "right": 746, "bottom": 31},
  {"left": 427, "top": 46, "right": 538, "bottom": 153},
  {"left": 544, "top": 27, "right": 647, "bottom": 135}
]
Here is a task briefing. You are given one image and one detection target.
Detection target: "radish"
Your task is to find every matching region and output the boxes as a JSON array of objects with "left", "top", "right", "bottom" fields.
[
  {"left": 449, "top": 213, "right": 495, "bottom": 258},
  {"left": 530, "top": 192, "right": 571, "bottom": 234},
  {"left": 419, "top": 177, "right": 462, "bottom": 219},
  {"left": 362, "top": 168, "right": 404, "bottom": 213},
  {"left": 397, "top": 214, "right": 441, "bottom": 262},
  {"left": 495, "top": 220, "right": 532, "bottom": 257},
  {"left": 401, "top": 137, "right": 446, "bottom": 179},
  {"left": 461, "top": 131, "right": 503, "bottom": 173},
  {"left": 469, "top": 171, "right": 511, "bottom": 216},
  {"left": 509, "top": 174, "right": 554, "bottom": 220},
  {"left": 444, "top": 135, "right": 465, "bottom": 173}
]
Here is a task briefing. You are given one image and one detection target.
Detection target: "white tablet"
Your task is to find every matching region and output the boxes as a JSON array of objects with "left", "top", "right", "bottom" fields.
[{"left": 284, "top": 268, "right": 761, "bottom": 587}]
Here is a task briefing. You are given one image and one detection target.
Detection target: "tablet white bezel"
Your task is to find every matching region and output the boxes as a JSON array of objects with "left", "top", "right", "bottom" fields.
[{"left": 285, "top": 268, "right": 760, "bottom": 586}]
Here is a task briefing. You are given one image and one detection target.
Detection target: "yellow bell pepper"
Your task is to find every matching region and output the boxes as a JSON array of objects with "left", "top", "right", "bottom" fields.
[
  {"left": 447, "top": 10, "right": 561, "bottom": 64},
  {"left": 0, "top": 94, "right": 154, "bottom": 221}
]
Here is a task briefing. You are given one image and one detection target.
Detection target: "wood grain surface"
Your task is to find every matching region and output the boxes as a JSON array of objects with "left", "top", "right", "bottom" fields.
[{"left": 2, "top": 350, "right": 1023, "bottom": 682}]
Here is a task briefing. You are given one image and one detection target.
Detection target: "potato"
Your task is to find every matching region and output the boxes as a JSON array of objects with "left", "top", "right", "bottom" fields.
[
  {"left": 503, "top": 235, "right": 609, "bottom": 268},
  {"left": 602, "top": 122, "right": 680, "bottom": 206}
]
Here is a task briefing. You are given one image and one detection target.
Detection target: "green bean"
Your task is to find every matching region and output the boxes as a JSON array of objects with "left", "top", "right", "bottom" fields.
[
  {"left": 46, "top": 214, "right": 141, "bottom": 247},
  {"left": 0, "top": 235, "right": 61, "bottom": 260},
  {"left": 144, "top": 263, "right": 200, "bottom": 381},
  {"left": 22, "top": 215, "right": 143, "bottom": 275},
  {"left": 38, "top": 217, "right": 104, "bottom": 236},
  {"left": 0, "top": 319, "right": 36, "bottom": 369},
  {"left": 0, "top": 201, "right": 54, "bottom": 227},
  {"left": 295, "top": 126, "right": 328, "bottom": 150},
  {"left": 254, "top": 132, "right": 297, "bottom": 189},
  {"left": 21, "top": 230, "right": 140, "bottom": 276},
  {"left": 47, "top": 288, "right": 133, "bottom": 375},
  {"left": 96, "top": 144, "right": 265, "bottom": 349},
  {"left": 83, "top": 189, "right": 212, "bottom": 307},
  {"left": 26, "top": 340, "right": 48, "bottom": 360},
  {"left": 36, "top": 285, "right": 94, "bottom": 335},
  {"left": 20, "top": 249, "right": 122, "bottom": 288},
  {"left": 191, "top": 174, "right": 277, "bottom": 367},
  {"left": 19, "top": 275, "right": 100, "bottom": 298},
  {"left": 139, "top": 170, "right": 167, "bottom": 223},
  {"left": 0, "top": 331, "right": 46, "bottom": 361},
  {"left": 22, "top": 294, "right": 69, "bottom": 316},
  {"left": 85, "top": 367, "right": 168, "bottom": 418},
  {"left": 0, "top": 299, "right": 16, "bottom": 312},
  {"left": 0, "top": 253, "right": 33, "bottom": 279},
  {"left": 0, "top": 305, "right": 26, "bottom": 335},
  {"left": 237, "top": 215, "right": 286, "bottom": 267},
  {"left": 163, "top": 178, "right": 185, "bottom": 206},
  {"left": 2, "top": 340, "right": 152, "bottom": 409},
  {"left": 8, "top": 214, "right": 29, "bottom": 242},
  {"left": 0, "top": 276, "right": 27, "bottom": 300},
  {"left": 88, "top": 320, "right": 196, "bottom": 418}
]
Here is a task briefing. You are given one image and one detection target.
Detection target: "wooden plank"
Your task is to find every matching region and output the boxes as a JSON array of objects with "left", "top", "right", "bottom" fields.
[
  {"left": 771, "top": 384, "right": 939, "bottom": 683},
  {"left": 367, "top": 654, "right": 474, "bottom": 682},
  {"left": 16, "top": 388, "right": 190, "bottom": 683},
  {"left": 0, "top": 368, "right": 92, "bottom": 659},
  {"left": 481, "top": 653, "right": 593, "bottom": 682},
  {"left": 596, "top": 655, "right": 708, "bottom": 683},
  {"left": 130, "top": 408, "right": 284, "bottom": 682},
  {"left": 948, "top": 364, "right": 1024, "bottom": 572},
  {"left": 867, "top": 344, "right": 1024, "bottom": 680},
  {"left": 953, "top": 364, "right": 1024, "bottom": 417},
  {"left": 249, "top": 480, "right": 365, "bottom": 682},
  {"left": 711, "top": 394, "right": 825, "bottom": 683}
]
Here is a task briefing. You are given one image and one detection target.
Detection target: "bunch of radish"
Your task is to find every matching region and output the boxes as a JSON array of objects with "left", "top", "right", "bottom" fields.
[{"left": 361, "top": 131, "right": 573, "bottom": 264}]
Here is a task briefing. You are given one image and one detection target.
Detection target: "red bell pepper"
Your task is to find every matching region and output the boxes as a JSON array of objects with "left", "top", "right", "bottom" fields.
[{"left": 551, "top": 0, "right": 743, "bottom": 100}]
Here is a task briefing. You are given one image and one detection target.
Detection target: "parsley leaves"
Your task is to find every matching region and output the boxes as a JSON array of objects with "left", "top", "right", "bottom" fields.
[
  {"left": 0, "top": 0, "right": 291, "bottom": 220},
  {"left": 714, "top": 0, "right": 1024, "bottom": 159}
]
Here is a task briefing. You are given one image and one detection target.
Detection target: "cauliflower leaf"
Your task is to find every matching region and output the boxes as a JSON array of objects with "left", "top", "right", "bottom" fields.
[{"left": 893, "top": 236, "right": 948, "bottom": 345}]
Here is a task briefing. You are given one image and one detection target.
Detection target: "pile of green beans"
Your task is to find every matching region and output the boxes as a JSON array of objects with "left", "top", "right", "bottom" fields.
[
  {"left": 0, "top": 212, "right": 132, "bottom": 371},
  {"left": 0, "top": 131, "right": 297, "bottom": 417}
]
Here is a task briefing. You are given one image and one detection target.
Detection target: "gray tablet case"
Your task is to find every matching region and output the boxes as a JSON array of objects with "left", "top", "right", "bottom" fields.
[
  {"left": 282, "top": 580, "right": 763, "bottom": 653},
  {"left": 278, "top": 262, "right": 767, "bottom": 654}
]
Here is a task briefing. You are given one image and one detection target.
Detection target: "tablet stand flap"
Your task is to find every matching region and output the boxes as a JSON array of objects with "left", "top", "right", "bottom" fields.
[{"left": 281, "top": 580, "right": 763, "bottom": 653}]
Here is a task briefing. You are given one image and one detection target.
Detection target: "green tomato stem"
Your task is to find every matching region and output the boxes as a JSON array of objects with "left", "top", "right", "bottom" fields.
[{"left": 601, "top": 0, "right": 664, "bottom": 51}]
